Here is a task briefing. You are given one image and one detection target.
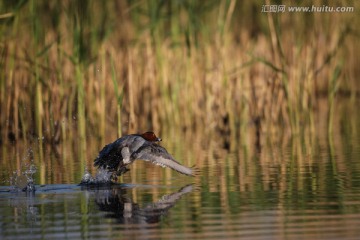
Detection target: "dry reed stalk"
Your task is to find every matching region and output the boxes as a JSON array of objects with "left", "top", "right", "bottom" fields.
[
  {"left": 99, "top": 50, "right": 106, "bottom": 140},
  {"left": 127, "top": 49, "right": 135, "bottom": 132}
]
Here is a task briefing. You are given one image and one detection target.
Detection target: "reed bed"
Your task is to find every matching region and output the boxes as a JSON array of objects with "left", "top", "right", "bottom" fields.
[{"left": 0, "top": 0, "right": 359, "bottom": 146}]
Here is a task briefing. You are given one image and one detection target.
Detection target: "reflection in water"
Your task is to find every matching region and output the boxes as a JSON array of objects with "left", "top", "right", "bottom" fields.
[
  {"left": 0, "top": 183, "right": 194, "bottom": 238},
  {"left": 0, "top": 99, "right": 359, "bottom": 239},
  {"left": 89, "top": 184, "right": 193, "bottom": 224},
  {"left": 7, "top": 191, "right": 39, "bottom": 229}
]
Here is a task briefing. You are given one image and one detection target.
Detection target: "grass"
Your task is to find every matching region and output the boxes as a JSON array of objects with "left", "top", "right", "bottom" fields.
[{"left": 0, "top": 0, "right": 359, "bottom": 145}]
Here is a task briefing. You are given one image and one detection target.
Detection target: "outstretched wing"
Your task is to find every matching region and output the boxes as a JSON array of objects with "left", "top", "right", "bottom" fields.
[
  {"left": 133, "top": 143, "right": 193, "bottom": 176},
  {"left": 94, "top": 139, "right": 124, "bottom": 171}
]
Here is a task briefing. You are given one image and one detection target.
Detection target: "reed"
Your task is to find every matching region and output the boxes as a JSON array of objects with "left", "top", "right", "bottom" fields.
[
  {"left": 328, "top": 63, "right": 342, "bottom": 135},
  {"left": 0, "top": 0, "right": 358, "bottom": 145},
  {"left": 110, "top": 55, "right": 124, "bottom": 138}
]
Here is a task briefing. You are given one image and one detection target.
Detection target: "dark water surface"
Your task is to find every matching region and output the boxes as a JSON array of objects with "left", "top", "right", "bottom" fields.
[{"left": 1, "top": 101, "right": 360, "bottom": 239}]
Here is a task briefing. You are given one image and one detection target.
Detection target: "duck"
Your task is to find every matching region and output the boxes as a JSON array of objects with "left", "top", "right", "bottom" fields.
[{"left": 94, "top": 132, "right": 193, "bottom": 179}]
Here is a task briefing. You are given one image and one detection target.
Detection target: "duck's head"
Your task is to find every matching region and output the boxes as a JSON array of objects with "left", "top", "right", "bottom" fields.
[{"left": 141, "top": 131, "right": 162, "bottom": 142}]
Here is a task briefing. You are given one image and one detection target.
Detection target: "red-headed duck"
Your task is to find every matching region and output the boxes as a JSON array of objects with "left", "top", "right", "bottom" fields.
[{"left": 94, "top": 132, "right": 193, "bottom": 178}]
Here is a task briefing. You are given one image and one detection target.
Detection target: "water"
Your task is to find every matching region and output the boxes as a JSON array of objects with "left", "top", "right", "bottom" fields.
[
  {"left": 1, "top": 103, "right": 360, "bottom": 239},
  {"left": 0, "top": 183, "right": 194, "bottom": 239},
  {"left": 9, "top": 164, "right": 37, "bottom": 192},
  {"left": 1, "top": 140, "right": 360, "bottom": 240}
]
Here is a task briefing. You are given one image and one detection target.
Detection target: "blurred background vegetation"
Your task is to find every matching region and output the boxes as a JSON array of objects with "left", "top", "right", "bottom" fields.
[
  {"left": 0, "top": 0, "right": 360, "bottom": 182},
  {"left": 0, "top": 0, "right": 359, "bottom": 147}
]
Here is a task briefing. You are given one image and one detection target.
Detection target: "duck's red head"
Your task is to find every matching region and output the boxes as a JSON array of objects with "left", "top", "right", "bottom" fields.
[{"left": 141, "top": 131, "right": 162, "bottom": 142}]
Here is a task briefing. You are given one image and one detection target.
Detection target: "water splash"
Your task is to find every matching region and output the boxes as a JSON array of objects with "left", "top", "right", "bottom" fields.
[
  {"left": 80, "top": 168, "right": 113, "bottom": 185},
  {"left": 10, "top": 164, "right": 37, "bottom": 192}
]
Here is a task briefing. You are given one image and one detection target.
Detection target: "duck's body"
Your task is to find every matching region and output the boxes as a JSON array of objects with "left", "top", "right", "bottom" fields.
[{"left": 94, "top": 132, "right": 193, "bottom": 178}]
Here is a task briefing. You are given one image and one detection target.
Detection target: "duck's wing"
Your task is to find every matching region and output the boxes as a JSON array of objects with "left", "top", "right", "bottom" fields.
[
  {"left": 94, "top": 135, "right": 148, "bottom": 174},
  {"left": 133, "top": 144, "right": 193, "bottom": 176},
  {"left": 94, "top": 139, "right": 125, "bottom": 171}
]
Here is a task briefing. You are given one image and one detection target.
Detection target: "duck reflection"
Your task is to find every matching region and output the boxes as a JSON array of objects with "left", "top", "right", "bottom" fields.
[{"left": 92, "top": 184, "right": 193, "bottom": 224}]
